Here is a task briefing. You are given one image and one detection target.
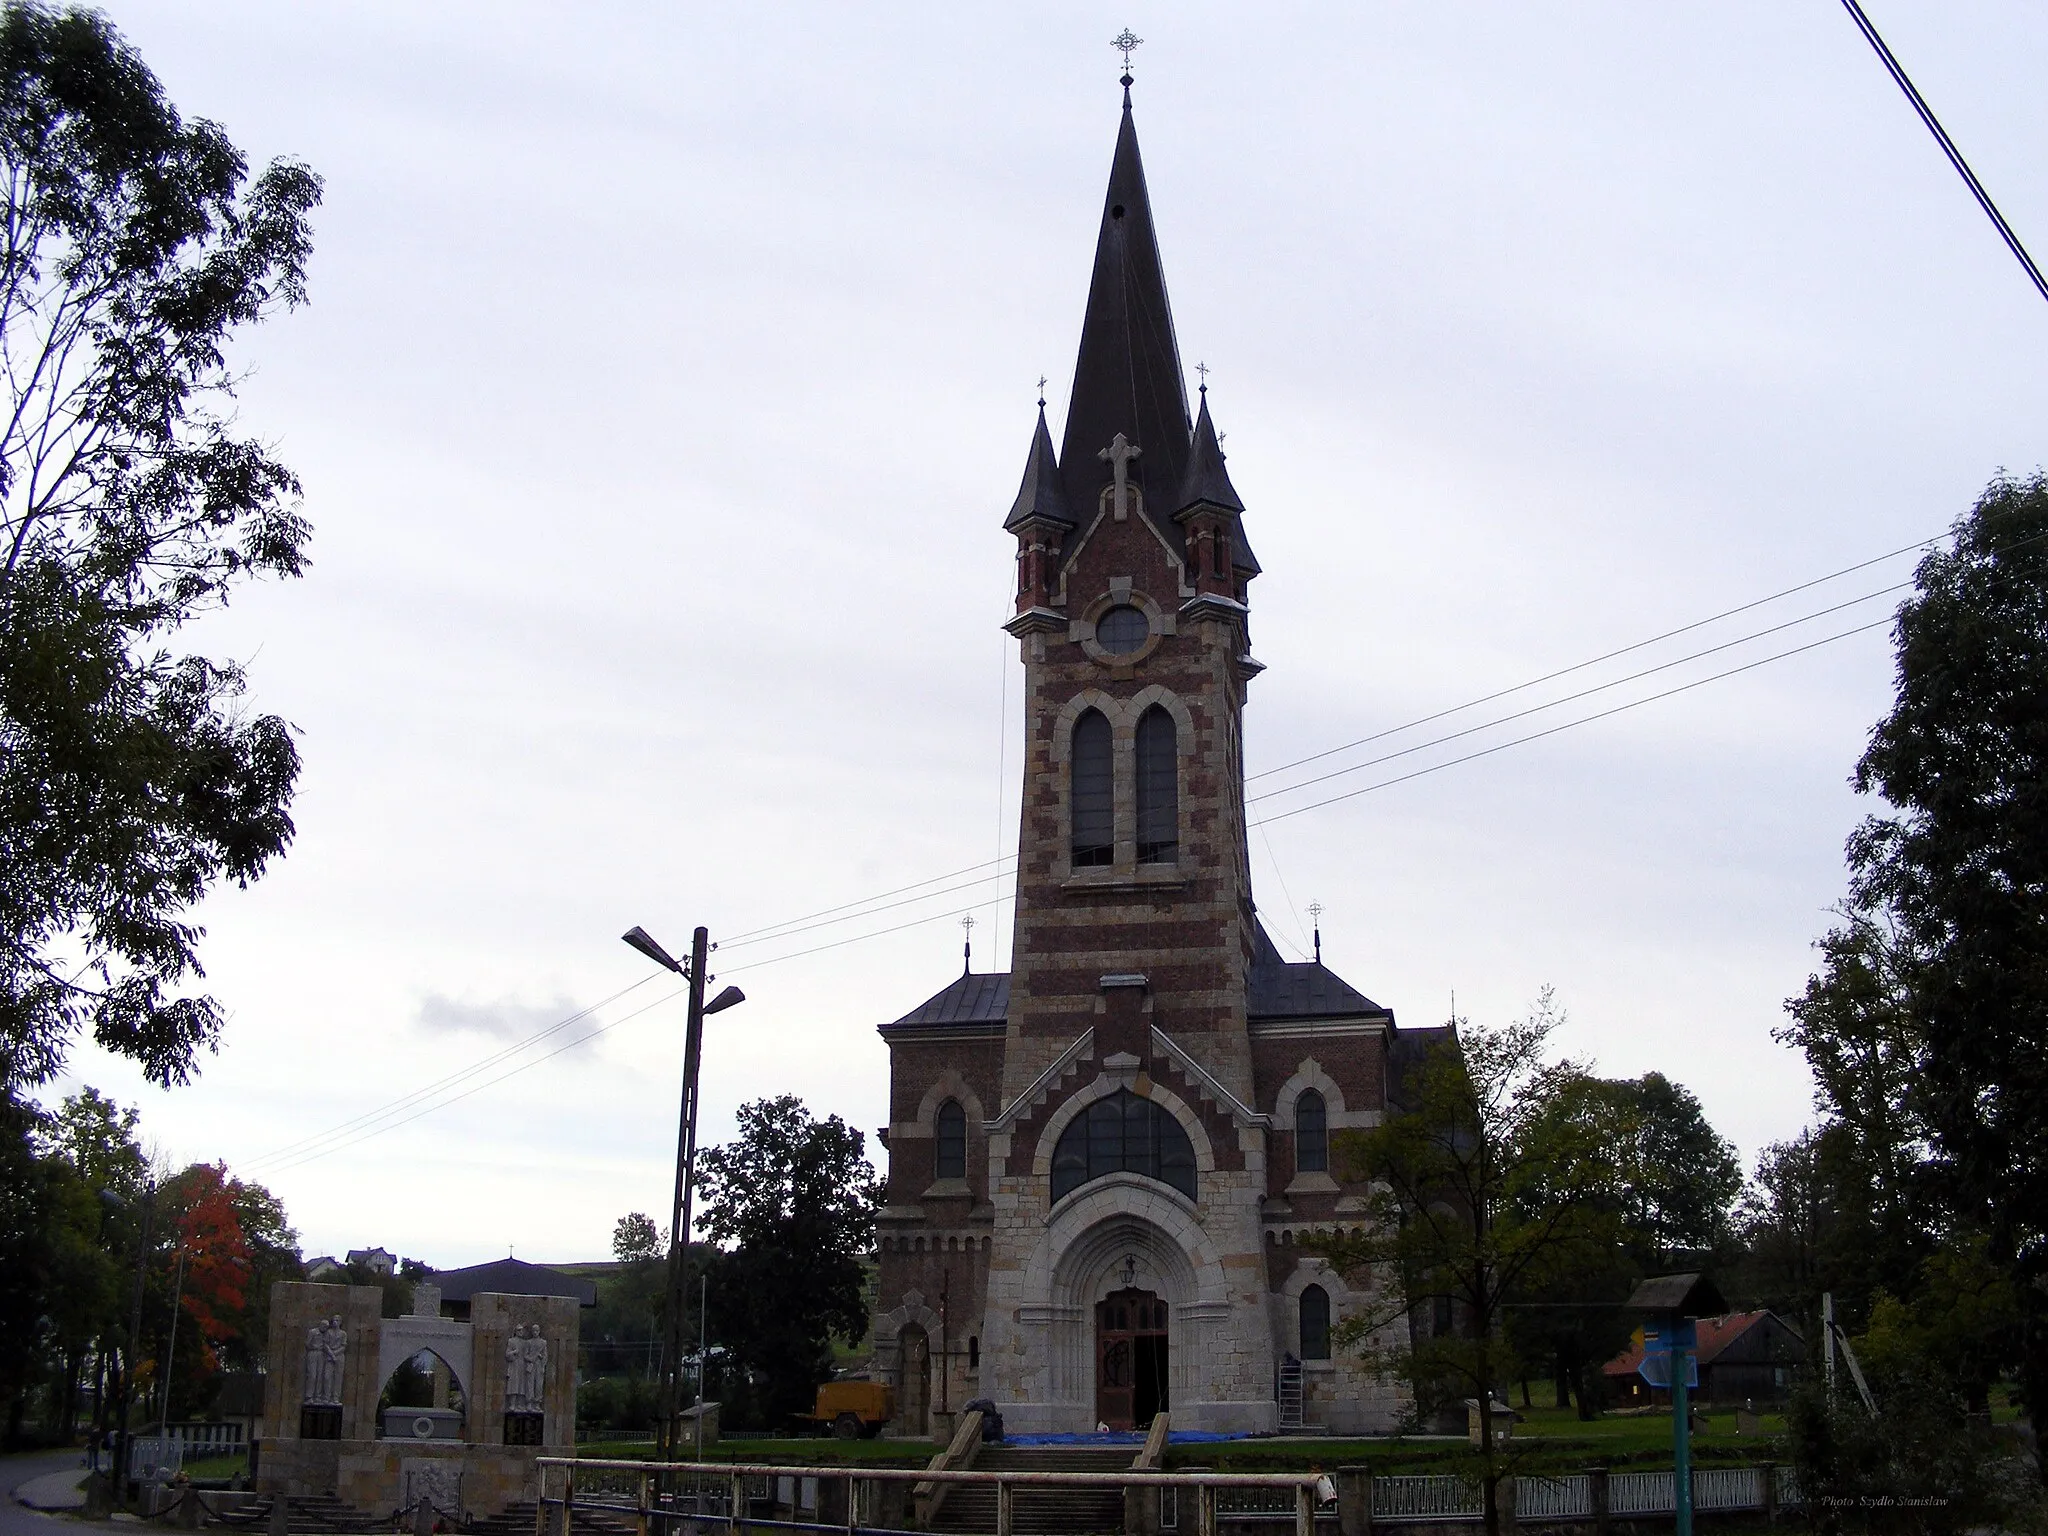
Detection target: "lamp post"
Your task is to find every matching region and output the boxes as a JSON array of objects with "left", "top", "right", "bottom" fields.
[{"left": 621, "top": 925, "right": 745, "bottom": 1469}]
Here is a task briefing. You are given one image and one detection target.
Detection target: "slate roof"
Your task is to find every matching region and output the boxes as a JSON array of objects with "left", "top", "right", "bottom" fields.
[
  {"left": 1004, "top": 404, "right": 1076, "bottom": 532},
  {"left": 881, "top": 970, "right": 1011, "bottom": 1032},
  {"left": 429, "top": 1257, "right": 596, "bottom": 1306},
  {"left": 1057, "top": 87, "right": 1191, "bottom": 555},
  {"left": 1387, "top": 1023, "right": 1459, "bottom": 1114},
  {"left": 881, "top": 924, "right": 1392, "bottom": 1036},
  {"left": 1626, "top": 1272, "right": 1730, "bottom": 1318},
  {"left": 1245, "top": 921, "right": 1386, "bottom": 1020}
]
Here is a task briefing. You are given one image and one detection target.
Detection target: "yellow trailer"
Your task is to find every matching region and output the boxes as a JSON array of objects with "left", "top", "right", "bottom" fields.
[{"left": 800, "top": 1379, "right": 894, "bottom": 1438}]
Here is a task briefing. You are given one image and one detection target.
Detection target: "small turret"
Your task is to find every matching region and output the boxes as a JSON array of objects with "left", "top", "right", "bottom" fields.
[
  {"left": 1174, "top": 392, "right": 1259, "bottom": 608},
  {"left": 1003, "top": 403, "right": 1074, "bottom": 633}
]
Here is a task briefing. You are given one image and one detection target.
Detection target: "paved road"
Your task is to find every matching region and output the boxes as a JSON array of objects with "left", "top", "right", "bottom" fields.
[{"left": 0, "top": 1450, "right": 90, "bottom": 1536}]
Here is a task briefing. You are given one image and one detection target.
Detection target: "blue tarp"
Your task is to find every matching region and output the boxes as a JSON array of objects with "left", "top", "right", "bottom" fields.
[{"left": 1003, "top": 1431, "right": 1246, "bottom": 1446}]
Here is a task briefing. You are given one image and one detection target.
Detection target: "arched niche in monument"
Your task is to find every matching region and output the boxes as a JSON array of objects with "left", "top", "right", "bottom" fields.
[{"left": 376, "top": 1347, "right": 466, "bottom": 1442}]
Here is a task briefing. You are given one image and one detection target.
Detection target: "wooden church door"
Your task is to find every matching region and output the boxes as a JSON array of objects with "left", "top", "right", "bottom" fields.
[{"left": 1095, "top": 1289, "right": 1169, "bottom": 1430}]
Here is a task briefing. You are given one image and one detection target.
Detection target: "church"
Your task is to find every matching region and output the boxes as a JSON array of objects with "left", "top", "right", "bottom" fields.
[{"left": 870, "top": 77, "right": 1447, "bottom": 1437}]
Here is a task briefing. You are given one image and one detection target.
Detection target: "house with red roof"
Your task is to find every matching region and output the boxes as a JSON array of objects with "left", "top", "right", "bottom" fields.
[{"left": 1603, "top": 1310, "right": 1806, "bottom": 1406}]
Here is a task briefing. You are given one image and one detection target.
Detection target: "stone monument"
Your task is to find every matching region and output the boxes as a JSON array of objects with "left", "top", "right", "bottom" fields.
[{"left": 257, "top": 1282, "right": 579, "bottom": 1519}]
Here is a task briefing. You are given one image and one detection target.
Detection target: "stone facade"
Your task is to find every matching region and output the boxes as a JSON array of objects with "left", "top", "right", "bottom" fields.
[
  {"left": 257, "top": 1281, "right": 578, "bottom": 1518},
  {"left": 871, "top": 89, "right": 1428, "bottom": 1438}
]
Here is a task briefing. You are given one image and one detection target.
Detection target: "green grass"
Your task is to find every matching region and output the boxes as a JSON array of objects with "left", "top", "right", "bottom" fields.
[{"left": 181, "top": 1453, "right": 251, "bottom": 1482}]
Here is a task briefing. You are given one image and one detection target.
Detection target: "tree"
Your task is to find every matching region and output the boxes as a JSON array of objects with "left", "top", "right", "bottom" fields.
[
  {"left": 0, "top": 1090, "right": 56, "bottom": 1441},
  {"left": 582, "top": 1212, "right": 665, "bottom": 1387},
  {"left": 694, "top": 1096, "right": 880, "bottom": 1427},
  {"left": 1788, "top": 471, "right": 2048, "bottom": 1454},
  {"left": 1306, "top": 992, "right": 1620, "bottom": 1536},
  {"left": 0, "top": 1, "right": 321, "bottom": 1091},
  {"left": 613, "top": 1211, "right": 662, "bottom": 1266},
  {"left": 1501, "top": 1069, "right": 1738, "bottom": 1419},
  {"left": 32, "top": 1086, "right": 146, "bottom": 1443}
]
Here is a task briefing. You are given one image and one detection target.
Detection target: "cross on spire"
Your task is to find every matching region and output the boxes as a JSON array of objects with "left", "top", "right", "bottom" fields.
[
  {"left": 1036, "top": 375, "right": 1048, "bottom": 408},
  {"left": 1098, "top": 432, "right": 1141, "bottom": 521},
  {"left": 1112, "top": 28, "right": 1143, "bottom": 71},
  {"left": 1195, "top": 360, "right": 1210, "bottom": 394},
  {"left": 1307, "top": 901, "right": 1323, "bottom": 963},
  {"left": 961, "top": 913, "right": 976, "bottom": 973}
]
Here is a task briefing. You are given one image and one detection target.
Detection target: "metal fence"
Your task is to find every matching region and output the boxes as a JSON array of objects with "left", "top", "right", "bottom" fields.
[
  {"left": 163, "top": 1421, "right": 245, "bottom": 1454},
  {"left": 1373, "top": 1476, "right": 1483, "bottom": 1522},
  {"left": 539, "top": 1456, "right": 1333, "bottom": 1536},
  {"left": 1369, "top": 1468, "right": 1799, "bottom": 1524},
  {"left": 537, "top": 1456, "right": 1797, "bottom": 1536}
]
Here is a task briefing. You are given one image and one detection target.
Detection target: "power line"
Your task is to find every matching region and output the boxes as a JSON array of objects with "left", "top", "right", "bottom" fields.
[
  {"left": 1252, "top": 616, "right": 1893, "bottom": 827},
  {"left": 258, "top": 985, "right": 688, "bottom": 1175},
  {"left": 250, "top": 609, "right": 1882, "bottom": 1171},
  {"left": 240, "top": 975, "right": 659, "bottom": 1171},
  {"left": 1837, "top": 0, "right": 2048, "bottom": 309},
  {"left": 716, "top": 853, "right": 1013, "bottom": 948},
  {"left": 719, "top": 867, "right": 1018, "bottom": 953},
  {"left": 245, "top": 532, "right": 1957, "bottom": 1168},
  {"left": 1248, "top": 532, "right": 1935, "bottom": 785},
  {"left": 1249, "top": 579, "right": 1908, "bottom": 807}
]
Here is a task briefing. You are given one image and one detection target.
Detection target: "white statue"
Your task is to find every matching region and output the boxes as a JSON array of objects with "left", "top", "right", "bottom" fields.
[
  {"left": 303, "top": 1315, "right": 346, "bottom": 1406},
  {"left": 524, "top": 1327, "right": 549, "bottom": 1414},
  {"left": 505, "top": 1326, "right": 530, "bottom": 1413}
]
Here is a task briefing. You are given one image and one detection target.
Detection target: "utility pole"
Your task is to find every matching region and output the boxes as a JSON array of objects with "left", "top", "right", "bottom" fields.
[
  {"left": 695, "top": 1272, "right": 709, "bottom": 1462},
  {"left": 620, "top": 924, "right": 745, "bottom": 1477},
  {"left": 1822, "top": 1292, "right": 1837, "bottom": 1399},
  {"left": 113, "top": 1179, "right": 157, "bottom": 1507},
  {"left": 659, "top": 926, "right": 709, "bottom": 1466},
  {"left": 159, "top": 1246, "right": 187, "bottom": 1435}
]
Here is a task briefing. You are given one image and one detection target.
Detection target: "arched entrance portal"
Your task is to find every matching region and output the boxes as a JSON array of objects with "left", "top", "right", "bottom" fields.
[{"left": 1095, "top": 1289, "right": 1167, "bottom": 1430}]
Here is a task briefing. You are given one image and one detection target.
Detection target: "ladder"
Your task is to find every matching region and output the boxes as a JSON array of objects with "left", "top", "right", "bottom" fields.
[{"left": 1276, "top": 1356, "right": 1305, "bottom": 1430}]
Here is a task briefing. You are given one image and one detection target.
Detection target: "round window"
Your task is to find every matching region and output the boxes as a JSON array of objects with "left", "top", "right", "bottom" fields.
[{"left": 1094, "top": 604, "right": 1149, "bottom": 655}]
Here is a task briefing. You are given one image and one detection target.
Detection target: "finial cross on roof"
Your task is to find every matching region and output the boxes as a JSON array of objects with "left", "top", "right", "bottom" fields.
[
  {"left": 1036, "top": 374, "right": 1048, "bottom": 407},
  {"left": 1098, "top": 432, "right": 1141, "bottom": 521},
  {"left": 1112, "top": 29, "right": 1143, "bottom": 70},
  {"left": 1195, "top": 360, "right": 1210, "bottom": 393}
]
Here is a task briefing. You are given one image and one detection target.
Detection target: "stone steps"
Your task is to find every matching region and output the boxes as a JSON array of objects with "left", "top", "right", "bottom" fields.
[
  {"left": 469, "top": 1501, "right": 636, "bottom": 1536},
  {"left": 212, "top": 1494, "right": 385, "bottom": 1532}
]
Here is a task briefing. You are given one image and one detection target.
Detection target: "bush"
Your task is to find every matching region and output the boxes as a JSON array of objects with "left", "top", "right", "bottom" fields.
[{"left": 1786, "top": 1370, "right": 2034, "bottom": 1535}]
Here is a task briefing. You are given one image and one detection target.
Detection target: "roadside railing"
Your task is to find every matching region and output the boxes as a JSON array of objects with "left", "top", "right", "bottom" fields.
[
  {"left": 537, "top": 1455, "right": 1800, "bottom": 1536},
  {"left": 537, "top": 1456, "right": 1331, "bottom": 1536}
]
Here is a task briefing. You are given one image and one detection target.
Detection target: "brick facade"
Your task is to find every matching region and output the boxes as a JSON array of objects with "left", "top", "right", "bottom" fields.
[{"left": 871, "top": 86, "right": 1422, "bottom": 1439}]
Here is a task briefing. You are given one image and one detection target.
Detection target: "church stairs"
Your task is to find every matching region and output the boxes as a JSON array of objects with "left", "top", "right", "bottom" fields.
[
  {"left": 926, "top": 1446, "right": 1132, "bottom": 1535},
  {"left": 212, "top": 1494, "right": 384, "bottom": 1532}
]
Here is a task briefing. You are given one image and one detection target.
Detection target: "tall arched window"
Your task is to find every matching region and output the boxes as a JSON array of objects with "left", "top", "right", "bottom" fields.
[
  {"left": 1295, "top": 1089, "right": 1328, "bottom": 1174},
  {"left": 935, "top": 1099, "right": 966, "bottom": 1180},
  {"left": 1050, "top": 1090, "right": 1197, "bottom": 1202},
  {"left": 1300, "top": 1284, "right": 1331, "bottom": 1361},
  {"left": 1135, "top": 706, "right": 1178, "bottom": 863},
  {"left": 1071, "top": 709, "right": 1113, "bottom": 867}
]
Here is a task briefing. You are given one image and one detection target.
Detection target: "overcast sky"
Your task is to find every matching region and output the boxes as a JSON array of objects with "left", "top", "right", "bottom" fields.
[{"left": 44, "top": 2, "right": 2048, "bottom": 1267}]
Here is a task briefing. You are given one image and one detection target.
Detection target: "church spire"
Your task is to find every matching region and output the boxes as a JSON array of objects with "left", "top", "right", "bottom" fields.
[
  {"left": 1057, "top": 82, "right": 1191, "bottom": 528},
  {"left": 1177, "top": 389, "right": 1243, "bottom": 515},
  {"left": 1004, "top": 399, "right": 1074, "bottom": 532}
]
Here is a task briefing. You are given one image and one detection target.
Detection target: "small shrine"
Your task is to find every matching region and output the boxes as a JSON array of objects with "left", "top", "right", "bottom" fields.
[{"left": 257, "top": 1279, "right": 580, "bottom": 1519}]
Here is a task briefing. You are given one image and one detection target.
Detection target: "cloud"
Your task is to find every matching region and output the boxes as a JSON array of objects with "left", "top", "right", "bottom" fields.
[{"left": 414, "top": 993, "right": 582, "bottom": 1043}]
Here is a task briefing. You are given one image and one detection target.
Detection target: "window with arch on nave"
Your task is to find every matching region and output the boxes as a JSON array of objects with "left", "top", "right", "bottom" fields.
[{"left": 1051, "top": 1089, "right": 1197, "bottom": 1202}]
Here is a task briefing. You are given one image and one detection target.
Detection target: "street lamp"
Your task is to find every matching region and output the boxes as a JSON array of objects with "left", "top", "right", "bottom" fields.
[{"left": 621, "top": 925, "right": 744, "bottom": 1469}]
